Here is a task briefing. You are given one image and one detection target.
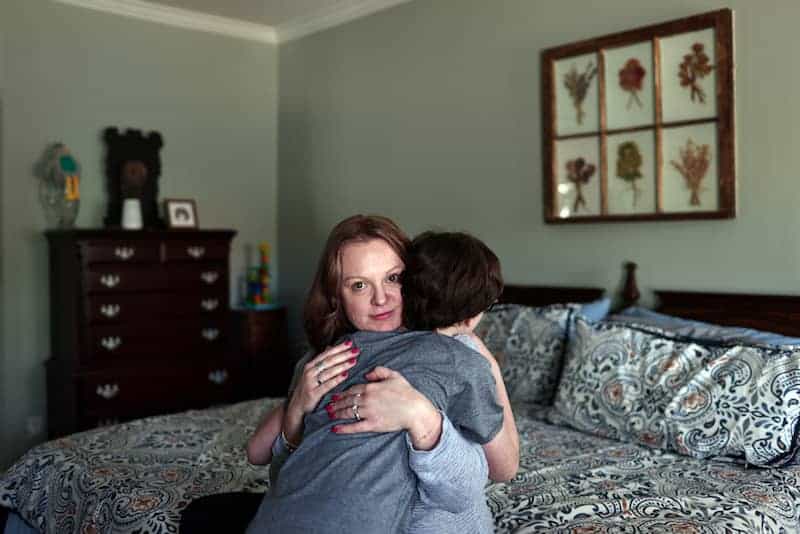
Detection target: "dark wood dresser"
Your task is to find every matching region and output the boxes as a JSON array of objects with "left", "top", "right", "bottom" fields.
[{"left": 45, "top": 229, "right": 263, "bottom": 438}]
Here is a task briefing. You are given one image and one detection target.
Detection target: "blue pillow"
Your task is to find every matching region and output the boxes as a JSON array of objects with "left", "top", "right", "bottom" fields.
[
  {"left": 608, "top": 306, "right": 800, "bottom": 346},
  {"left": 578, "top": 297, "right": 612, "bottom": 322}
]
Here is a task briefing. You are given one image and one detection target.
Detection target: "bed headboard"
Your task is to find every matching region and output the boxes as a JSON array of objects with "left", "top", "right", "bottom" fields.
[
  {"left": 621, "top": 262, "right": 800, "bottom": 337},
  {"left": 500, "top": 284, "right": 604, "bottom": 306}
]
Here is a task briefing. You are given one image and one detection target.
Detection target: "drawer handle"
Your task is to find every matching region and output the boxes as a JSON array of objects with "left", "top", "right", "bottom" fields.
[
  {"left": 201, "top": 298, "right": 219, "bottom": 311},
  {"left": 187, "top": 246, "right": 206, "bottom": 259},
  {"left": 114, "top": 246, "right": 135, "bottom": 260},
  {"left": 101, "top": 336, "right": 122, "bottom": 351},
  {"left": 96, "top": 383, "right": 120, "bottom": 400},
  {"left": 208, "top": 369, "right": 229, "bottom": 385},
  {"left": 100, "top": 274, "right": 121, "bottom": 288},
  {"left": 200, "top": 271, "right": 219, "bottom": 284},
  {"left": 202, "top": 328, "right": 220, "bottom": 341},
  {"left": 100, "top": 304, "right": 121, "bottom": 318}
]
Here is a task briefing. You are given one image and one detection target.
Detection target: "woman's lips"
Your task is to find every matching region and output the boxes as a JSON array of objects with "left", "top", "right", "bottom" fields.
[{"left": 372, "top": 310, "right": 394, "bottom": 321}]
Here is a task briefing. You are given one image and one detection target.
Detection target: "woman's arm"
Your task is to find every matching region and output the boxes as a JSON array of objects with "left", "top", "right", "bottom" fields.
[
  {"left": 466, "top": 332, "right": 520, "bottom": 481},
  {"left": 245, "top": 341, "right": 360, "bottom": 464},
  {"left": 326, "top": 367, "right": 488, "bottom": 513}
]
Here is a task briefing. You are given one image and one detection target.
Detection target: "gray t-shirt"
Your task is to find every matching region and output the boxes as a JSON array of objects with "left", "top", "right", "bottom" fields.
[{"left": 247, "top": 330, "right": 503, "bottom": 534}]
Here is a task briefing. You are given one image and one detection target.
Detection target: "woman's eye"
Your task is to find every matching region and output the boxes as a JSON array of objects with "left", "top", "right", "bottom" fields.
[
  {"left": 351, "top": 281, "right": 366, "bottom": 291},
  {"left": 387, "top": 273, "right": 401, "bottom": 284}
]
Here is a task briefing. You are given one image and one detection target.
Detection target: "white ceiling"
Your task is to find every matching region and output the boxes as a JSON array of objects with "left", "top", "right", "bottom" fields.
[{"left": 150, "top": 0, "right": 370, "bottom": 28}]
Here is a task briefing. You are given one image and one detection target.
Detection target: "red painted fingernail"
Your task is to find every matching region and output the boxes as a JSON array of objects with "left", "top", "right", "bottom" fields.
[
  {"left": 325, "top": 403, "right": 333, "bottom": 412},
  {"left": 331, "top": 426, "right": 340, "bottom": 433},
  {"left": 349, "top": 358, "right": 357, "bottom": 365},
  {"left": 344, "top": 340, "right": 353, "bottom": 347},
  {"left": 332, "top": 394, "right": 340, "bottom": 401},
  {"left": 351, "top": 348, "right": 360, "bottom": 354},
  {"left": 327, "top": 410, "right": 334, "bottom": 420},
  {"left": 341, "top": 371, "right": 348, "bottom": 378}
]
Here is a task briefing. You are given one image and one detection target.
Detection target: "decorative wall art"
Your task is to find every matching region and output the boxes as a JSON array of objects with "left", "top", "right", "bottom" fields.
[{"left": 542, "top": 9, "right": 734, "bottom": 223}]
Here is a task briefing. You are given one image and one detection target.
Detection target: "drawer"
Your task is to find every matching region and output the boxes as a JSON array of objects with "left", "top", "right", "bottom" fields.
[
  {"left": 84, "top": 320, "right": 228, "bottom": 362},
  {"left": 167, "top": 264, "right": 228, "bottom": 291},
  {"left": 78, "top": 361, "right": 246, "bottom": 420},
  {"left": 164, "top": 241, "right": 229, "bottom": 262},
  {"left": 84, "top": 266, "right": 168, "bottom": 294},
  {"left": 85, "top": 291, "right": 228, "bottom": 323},
  {"left": 81, "top": 241, "right": 161, "bottom": 264}
]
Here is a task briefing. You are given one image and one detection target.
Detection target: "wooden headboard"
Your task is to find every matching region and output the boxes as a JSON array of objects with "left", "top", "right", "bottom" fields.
[{"left": 620, "top": 262, "right": 800, "bottom": 337}]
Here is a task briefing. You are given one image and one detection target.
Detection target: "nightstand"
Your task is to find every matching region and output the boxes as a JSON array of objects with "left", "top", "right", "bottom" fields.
[{"left": 231, "top": 305, "right": 291, "bottom": 398}]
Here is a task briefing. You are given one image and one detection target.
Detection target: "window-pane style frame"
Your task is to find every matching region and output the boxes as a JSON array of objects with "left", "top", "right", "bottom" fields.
[{"left": 542, "top": 9, "right": 734, "bottom": 223}]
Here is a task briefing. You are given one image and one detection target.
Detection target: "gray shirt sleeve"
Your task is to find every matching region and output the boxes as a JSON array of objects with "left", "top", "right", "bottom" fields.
[{"left": 406, "top": 413, "right": 488, "bottom": 514}]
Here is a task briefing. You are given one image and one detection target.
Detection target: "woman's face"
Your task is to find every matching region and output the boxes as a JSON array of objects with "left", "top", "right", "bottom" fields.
[{"left": 339, "top": 238, "right": 404, "bottom": 332}]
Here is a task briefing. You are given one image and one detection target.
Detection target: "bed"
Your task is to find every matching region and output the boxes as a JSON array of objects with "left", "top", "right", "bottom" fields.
[{"left": 3, "top": 264, "right": 800, "bottom": 533}]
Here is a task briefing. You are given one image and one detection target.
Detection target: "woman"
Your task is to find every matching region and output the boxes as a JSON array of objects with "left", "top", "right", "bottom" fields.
[{"left": 245, "top": 215, "right": 518, "bottom": 531}]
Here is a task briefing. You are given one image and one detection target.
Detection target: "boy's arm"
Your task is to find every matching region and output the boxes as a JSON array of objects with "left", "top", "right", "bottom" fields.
[
  {"left": 466, "top": 332, "right": 520, "bottom": 482},
  {"left": 406, "top": 414, "right": 489, "bottom": 514},
  {"left": 246, "top": 403, "right": 285, "bottom": 465}
]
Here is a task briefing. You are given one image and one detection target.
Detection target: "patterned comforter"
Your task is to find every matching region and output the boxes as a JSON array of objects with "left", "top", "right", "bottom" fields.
[{"left": 3, "top": 400, "right": 800, "bottom": 533}]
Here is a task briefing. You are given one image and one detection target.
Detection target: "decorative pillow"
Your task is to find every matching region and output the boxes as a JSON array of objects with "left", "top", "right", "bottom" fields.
[
  {"left": 609, "top": 306, "right": 800, "bottom": 346},
  {"left": 666, "top": 344, "right": 800, "bottom": 466},
  {"left": 475, "top": 303, "right": 578, "bottom": 404},
  {"left": 548, "top": 317, "right": 730, "bottom": 450},
  {"left": 579, "top": 297, "right": 612, "bottom": 322}
]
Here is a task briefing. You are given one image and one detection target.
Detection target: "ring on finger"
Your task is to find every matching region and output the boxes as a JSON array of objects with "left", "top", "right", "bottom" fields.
[
  {"left": 352, "top": 403, "right": 361, "bottom": 421},
  {"left": 316, "top": 372, "right": 324, "bottom": 387},
  {"left": 315, "top": 359, "right": 326, "bottom": 373}
]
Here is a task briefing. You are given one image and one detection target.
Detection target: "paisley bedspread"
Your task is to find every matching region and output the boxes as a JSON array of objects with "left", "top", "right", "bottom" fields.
[{"left": 3, "top": 399, "right": 800, "bottom": 533}]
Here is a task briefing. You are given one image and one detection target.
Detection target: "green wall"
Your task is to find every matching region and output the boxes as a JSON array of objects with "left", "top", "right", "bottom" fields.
[
  {"left": 0, "top": 0, "right": 278, "bottom": 468},
  {"left": 277, "top": 0, "right": 800, "bottom": 341}
]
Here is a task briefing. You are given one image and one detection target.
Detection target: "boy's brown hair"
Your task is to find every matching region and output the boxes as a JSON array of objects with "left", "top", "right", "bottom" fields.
[{"left": 402, "top": 231, "right": 503, "bottom": 330}]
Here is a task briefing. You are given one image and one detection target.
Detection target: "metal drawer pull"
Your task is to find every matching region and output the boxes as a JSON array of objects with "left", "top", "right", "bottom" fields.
[
  {"left": 187, "top": 246, "right": 206, "bottom": 259},
  {"left": 114, "top": 247, "right": 135, "bottom": 260},
  {"left": 208, "top": 369, "right": 229, "bottom": 384},
  {"left": 101, "top": 336, "right": 122, "bottom": 351},
  {"left": 100, "top": 304, "right": 121, "bottom": 318},
  {"left": 201, "top": 299, "right": 219, "bottom": 311},
  {"left": 202, "top": 328, "right": 220, "bottom": 341},
  {"left": 96, "top": 383, "right": 120, "bottom": 400},
  {"left": 200, "top": 271, "right": 219, "bottom": 284},
  {"left": 100, "top": 274, "right": 121, "bottom": 288}
]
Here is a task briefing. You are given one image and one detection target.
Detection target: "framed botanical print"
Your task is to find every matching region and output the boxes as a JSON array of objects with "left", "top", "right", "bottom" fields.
[{"left": 542, "top": 9, "right": 734, "bottom": 223}]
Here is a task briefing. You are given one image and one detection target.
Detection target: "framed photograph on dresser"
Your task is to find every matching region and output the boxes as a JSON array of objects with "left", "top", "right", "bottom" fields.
[
  {"left": 164, "top": 198, "right": 199, "bottom": 229},
  {"left": 542, "top": 9, "right": 734, "bottom": 223}
]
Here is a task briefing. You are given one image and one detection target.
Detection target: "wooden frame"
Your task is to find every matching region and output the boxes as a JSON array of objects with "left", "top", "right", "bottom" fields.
[
  {"left": 542, "top": 9, "right": 734, "bottom": 223},
  {"left": 163, "top": 198, "right": 199, "bottom": 229}
]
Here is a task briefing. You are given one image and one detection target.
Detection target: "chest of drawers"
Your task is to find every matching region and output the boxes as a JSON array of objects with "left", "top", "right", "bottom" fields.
[{"left": 45, "top": 229, "right": 246, "bottom": 438}]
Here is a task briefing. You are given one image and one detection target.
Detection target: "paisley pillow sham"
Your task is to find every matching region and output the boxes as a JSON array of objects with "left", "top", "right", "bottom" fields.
[
  {"left": 476, "top": 303, "right": 579, "bottom": 404},
  {"left": 549, "top": 317, "right": 800, "bottom": 466}
]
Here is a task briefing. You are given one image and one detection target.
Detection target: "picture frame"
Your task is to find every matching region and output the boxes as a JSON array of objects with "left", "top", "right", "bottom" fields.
[
  {"left": 164, "top": 198, "right": 199, "bottom": 229},
  {"left": 542, "top": 9, "right": 734, "bottom": 223}
]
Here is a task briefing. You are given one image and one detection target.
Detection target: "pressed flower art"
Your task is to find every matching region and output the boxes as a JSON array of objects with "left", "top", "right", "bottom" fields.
[
  {"left": 565, "top": 157, "right": 596, "bottom": 212},
  {"left": 671, "top": 138, "right": 710, "bottom": 206},
  {"left": 619, "top": 58, "right": 646, "bottom": 109},
  {"left": 616, "top": 142, "right": 644, "bottom": 207},
  {"left": 678, "top": 43, "right": 714, "bottom": 103},
  {"left": 563, "top": 61, "right": 598, "bottom": 125}
]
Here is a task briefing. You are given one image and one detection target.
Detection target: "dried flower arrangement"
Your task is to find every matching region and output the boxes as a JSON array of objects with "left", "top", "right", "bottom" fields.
[
  {"left": 616, "top": 141, "right": 644, "bottom": 207},
  {"left": 565, "top": 157, "right": 596, "bottom": 212},
  {"left": 619, "top": 58, "right": 646, "bottom": 109},
  {"left": 678, "top": 43, "right": 714, "bottom": 103},
  {"left": 671, "top": 138, "right": 711, "bottom": 206},
  {"left": 563, "top": 61, "right": 598, "bottom": 125}
]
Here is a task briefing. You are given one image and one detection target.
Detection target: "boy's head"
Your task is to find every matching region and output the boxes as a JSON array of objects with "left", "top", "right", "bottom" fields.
[{"left": 402, "top": 231, "right": 503, "bottom": 330}]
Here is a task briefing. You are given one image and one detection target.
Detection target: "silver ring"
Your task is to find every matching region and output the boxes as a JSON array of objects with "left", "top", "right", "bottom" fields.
[
  {"left": 316, "top": 372, "right": 324, "bottom": 386},
  {"left": 315, "top": 359, "right": 326, "bottom": 372},
  {"left": 352, "top": 403, "right": 361, "bottom": 421}
]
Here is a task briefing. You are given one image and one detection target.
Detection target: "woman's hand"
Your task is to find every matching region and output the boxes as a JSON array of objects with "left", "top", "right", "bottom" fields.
[
  {"left": 283, "top": 341, "right": 361, "bottom": 444},
  {"left": 325, "top": 366, "right": 443, "bottom": 450}
]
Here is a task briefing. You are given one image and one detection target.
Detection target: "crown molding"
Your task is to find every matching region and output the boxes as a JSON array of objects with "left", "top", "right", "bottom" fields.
[
  {"left": 275, "top": 0, "right": 413, "bottom": 43},
  {"left": 51, "top": 0, "right": 277, "bottom": 44}
]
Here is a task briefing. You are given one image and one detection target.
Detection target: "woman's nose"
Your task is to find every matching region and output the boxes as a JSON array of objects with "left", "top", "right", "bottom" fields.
[{"left": 372, "top": 285, "right": 387, "bottom": 305}]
